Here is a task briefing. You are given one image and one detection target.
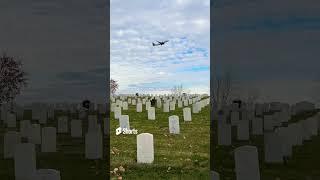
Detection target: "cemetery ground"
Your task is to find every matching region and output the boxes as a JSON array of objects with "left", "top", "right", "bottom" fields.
[
  {"left": 213, "top": 109, "right": 320, "bottom": 180},
  {"left": 0, "top": 110, "right": 108, "bottom": 179},
  {"left": 110, "top": 102, "right": 210, "bottom": 179}
]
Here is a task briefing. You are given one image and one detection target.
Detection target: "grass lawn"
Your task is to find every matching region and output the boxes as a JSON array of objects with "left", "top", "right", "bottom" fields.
[
  {"left": 213, "top": 109, "right": 320, "bottom": 180},
  {"left": 0, "top": 110, "right": 108, "bottom": 179},
  {"left": 110, "top": 101, "right": 210, "bottom": 180}
]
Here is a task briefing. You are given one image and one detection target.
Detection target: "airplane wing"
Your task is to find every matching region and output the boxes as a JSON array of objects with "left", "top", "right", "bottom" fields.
[{"left": 157, "top": 41, "right": 161, "bottom": 43}]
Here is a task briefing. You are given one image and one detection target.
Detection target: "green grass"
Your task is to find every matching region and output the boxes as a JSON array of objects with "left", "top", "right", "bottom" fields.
[
  {"left": 110, "top": 102, "right": 210, "bottom": 180},
  {"left": 0, "top": 110, "right": 108, "bottom": 180},
  {"left": 213, "top": 109, "right": 320, "bottom": 180}
]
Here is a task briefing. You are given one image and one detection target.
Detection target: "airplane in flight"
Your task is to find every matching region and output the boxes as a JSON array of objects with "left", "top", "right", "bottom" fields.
[{"left": 152, "top": 40, "right": 169, "bottom": 46}]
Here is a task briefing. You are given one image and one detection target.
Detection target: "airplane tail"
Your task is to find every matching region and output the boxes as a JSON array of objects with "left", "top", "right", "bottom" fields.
[{"left": 152, "top": 43, "right": 156, "bottom": 46}]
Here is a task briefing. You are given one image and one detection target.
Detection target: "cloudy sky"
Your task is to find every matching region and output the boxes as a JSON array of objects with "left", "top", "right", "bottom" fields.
[
  {"left": 0, "top": 0, "right": 107, "bottom": 103},
  {"left": 213, "top": 0, "right": 320, "bottom": 104},
  {"left": 111, "top": 0, "right": 210, "bottom": 95}
]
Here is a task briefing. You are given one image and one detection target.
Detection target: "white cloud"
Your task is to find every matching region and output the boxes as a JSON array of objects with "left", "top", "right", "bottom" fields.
[{"left": 111, "top": 0, "right": 210, "bottom": 94}]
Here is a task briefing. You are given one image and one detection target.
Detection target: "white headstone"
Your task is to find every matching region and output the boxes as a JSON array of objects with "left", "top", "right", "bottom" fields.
[
  {"left": 234, "top": 146, "right": 260, "bottom": 180},
  {"left": 41, "top": 127, "right": 56, "bottom": 152},
  {"left": 163, "top": 103, "right": 169, "bottom": 112},
  {"left": 192, "top": 103, "right": 199, "bottom": 114},
  {"left": 156, "top": 100, "right": 162, "bottom": 108},
  {"left": 169, "top": 115, "right": 180, "bottom": 134},
  {"left": 183, "top": 100, "right": 189, "bottom": 107},
  {"left": 196, "top": 102, "right": 202, "bottom": 112},
  {"left": 122, "top": 102, "right": 128, "bottom": 110},
  {"left": 85, "top": 130, "right": 103, "bottom": 159},
  {"left": 302, "top": 118, "right": 318, "bottom": 138},
  {"left": 146, "top": 101, "right": 151, "bottom": 111},
  {"left": 29, "top": 124, "right": 41, "bottom": 145},
  {"left": 183, "top": 108, "right": 192, "bottom": 121},
  {"left": 170, "top": 101, "right": 176, "bottom": 111},
  {"left": 88, "top": 115, "right": 99, "bottom": 132},
  {"left": 211, "top": 171, "right": 220, "bottom": 180},
  {"left": 264, "top": 132, "right": 283, "bottom": 163},
  {"left": 137, "top": 133, "right": 154, "bottom": 164},
  {"left": 119, "top": 115, "right": 130, "bottom": 129},
  {"left": 147, "top": 107, "right": 156, "bottom": 120},
  {"left": 136, "top": 103, "right": 142, "bottom": 112},
  {"left": 14, "top": 143, "right": 37, "bottom": 180},
  {"left": 35, "top": 169, "right": 61, "bottom": 180},
  {"left": 57, "top": 116, "right": 68, "bottom": 133},
  {"left": 116, "top": 100, "right": 123, "bottom": 107},
  {"left": 241, "top": 110, "right": 248, "bottom": 121},
  {"left": 114, "top": 107, "right": 122, "bottom": 119},
  {"left": 4, "top": 131, "right": 21, "bottom": 159}
]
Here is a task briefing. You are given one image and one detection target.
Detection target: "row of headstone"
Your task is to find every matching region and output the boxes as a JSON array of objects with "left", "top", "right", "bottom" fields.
[
  {"left": 0, "top": 102, "right": 106, "bottom": 124},
  {"left": 4, "top": 116, "right": 104, "bottom": 160},
  {"left": 218, "top": 110, "right": 319, "bottom": 145},
  {"left": 110, "top": 94, "right": 209, "bottom": 113},
  {"left": 214, "top": 112, "right": 320, "bottom": 180},
  {"left": 112, "top": 95, "right": 207, "bottom": 167},
  {"left": 264, "top": 115, "right": 318, "bottom": 163}
]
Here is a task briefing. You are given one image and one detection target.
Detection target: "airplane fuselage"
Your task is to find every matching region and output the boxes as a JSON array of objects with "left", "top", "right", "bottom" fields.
[{"left": 152, "top": 40, "right": 168, "bottom": 46}]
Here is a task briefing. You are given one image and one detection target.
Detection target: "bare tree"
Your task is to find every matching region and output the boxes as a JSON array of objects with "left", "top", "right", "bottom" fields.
[
  {"left": 0, "top": 53, "right": 27, "bottom": 107},
  {"left": 212, "top": 72, "right": 232, "bottom": 110},
  {"left": 110, "top": 79, "right": 119, "bottom": 95}
]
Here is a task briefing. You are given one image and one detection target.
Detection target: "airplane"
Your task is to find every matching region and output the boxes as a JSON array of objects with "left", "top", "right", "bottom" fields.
[{"left": 152, "top": 40, "right": 169, "bottom": 46}]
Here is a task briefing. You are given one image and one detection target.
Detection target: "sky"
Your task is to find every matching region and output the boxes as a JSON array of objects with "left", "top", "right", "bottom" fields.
[
  {"left": 0, "top": 0, "right": 107, "bottom": 103},
  {"left": 3, "top": 0, "right": 318, "bottom": 104},
  {"left": 213, "top": 0, "right": 320, "bottom": 105},
  {"left": 110, "top": 0, "right": 210, "bottom": 95}
]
